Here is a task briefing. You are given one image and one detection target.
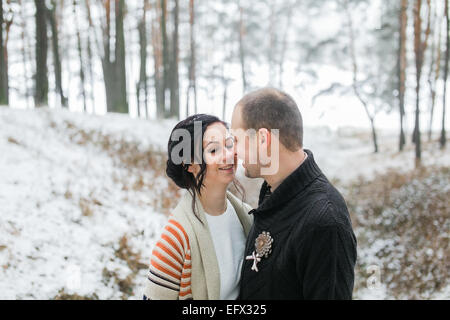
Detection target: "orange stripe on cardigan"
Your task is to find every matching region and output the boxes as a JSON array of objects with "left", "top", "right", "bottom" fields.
[
  {"left": 150, "top": 259, "right": 181, "bottom": 280},
  {"left": 165, "top": 225, "right": 186, "bottom": 252},
  {"left": 152, "top": 250, "right": 183, "bottom": 274},
  {"left": 179, "top": 289, "right": 193, "bottom": 297},
  {"left": 160, "top": 234, "right": 183, "bottom": 258},
  {"left": 155, "top": 242, "right": 183, "bottom": 266},
  {"left": 180, "top": 281, "right": 191, "bottom": 288},
  {"left": 168, "top": 219, "right": 190, "bottom": 250}
]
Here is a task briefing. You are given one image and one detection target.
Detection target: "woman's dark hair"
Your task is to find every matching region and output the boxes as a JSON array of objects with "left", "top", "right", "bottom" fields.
[{"left": 166, "top": 114, "right": 245, "bottom": 222}]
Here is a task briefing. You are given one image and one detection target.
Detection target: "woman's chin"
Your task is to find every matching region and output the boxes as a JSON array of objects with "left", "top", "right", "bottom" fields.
[{"left": 219, "top": 172, "right": 236, "bottom": 185}]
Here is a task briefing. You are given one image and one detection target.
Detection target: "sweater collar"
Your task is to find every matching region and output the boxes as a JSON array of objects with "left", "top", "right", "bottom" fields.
[{"left": 252, "top": 149, "right": 323, "bottom": 221}]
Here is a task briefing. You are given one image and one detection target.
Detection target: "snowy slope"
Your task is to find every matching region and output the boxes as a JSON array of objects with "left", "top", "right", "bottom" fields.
[{"left": 0, "top": 108, "right": 176, "bottom": 299}]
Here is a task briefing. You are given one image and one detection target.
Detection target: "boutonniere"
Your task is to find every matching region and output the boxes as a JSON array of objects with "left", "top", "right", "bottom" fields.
[{"left": 245, "top": 231, "right": 273, "bottom": 272}]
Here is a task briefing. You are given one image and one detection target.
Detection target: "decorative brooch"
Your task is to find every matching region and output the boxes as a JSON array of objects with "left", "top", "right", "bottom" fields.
[{"left": 245, "top": 231, "right": 273, "bottom": 272}]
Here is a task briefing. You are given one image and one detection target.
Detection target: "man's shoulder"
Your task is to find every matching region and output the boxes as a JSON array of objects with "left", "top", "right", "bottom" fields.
[
  {"left": 297, "top": 176, "right": 353, "bottom": 230},
  {"left": 307, "top": 174, "right": 345, "bottom": 199}
]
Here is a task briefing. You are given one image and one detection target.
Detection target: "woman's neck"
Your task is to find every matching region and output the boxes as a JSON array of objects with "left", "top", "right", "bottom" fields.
[{"left": 198, "top": 183, "right": 228, "bottom": 216}]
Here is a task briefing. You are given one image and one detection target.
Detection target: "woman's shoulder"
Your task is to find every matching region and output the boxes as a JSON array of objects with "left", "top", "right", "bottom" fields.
[
  {"left": 226, "top": 190, "right": 253, "bottom": 213},
  {"left": 167, "top": 192, "right": 196, "bottom": 236}
]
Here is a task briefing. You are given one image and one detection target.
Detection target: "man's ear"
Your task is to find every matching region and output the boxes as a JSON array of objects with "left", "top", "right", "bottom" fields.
[{"left": 258, "top": 128, "right": 271, "bottom": 147}]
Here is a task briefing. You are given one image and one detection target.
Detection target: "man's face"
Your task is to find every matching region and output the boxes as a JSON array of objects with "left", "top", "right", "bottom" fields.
[{"left": 231, "top": 105, "right": 262, "bottom": 178}]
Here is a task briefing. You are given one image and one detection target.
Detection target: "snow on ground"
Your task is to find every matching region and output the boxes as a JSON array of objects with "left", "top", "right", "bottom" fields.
[
  {"left": 0, "top": 108, "right": 173, "bottom": 299},
  {"left": 304, "top": 126, "right": 450, "bottom": 184},
  {"left": 0, "top": 107, "right": 449, "bottom": 299}
]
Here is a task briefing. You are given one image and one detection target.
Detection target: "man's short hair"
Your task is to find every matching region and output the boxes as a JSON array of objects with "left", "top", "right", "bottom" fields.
[{"left": 237, "top": 88, "right": 303, "bottom": 151}]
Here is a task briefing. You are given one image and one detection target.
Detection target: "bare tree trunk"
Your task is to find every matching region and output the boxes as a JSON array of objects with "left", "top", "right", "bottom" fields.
[
  {"left": 427, "top": 3, "right": 442, "bottom": 141},
  {"left": 278, "top": 3, "right": 294, "bottom": 89},
  {"left": 344, "top": 0, "right": 378, "bottom": 153},
  {"left": 101, "top": 0, "right": 128, "bottom": 114},
  {"left": 441, "top": 0, "right": 449, "bottom": 149},
  {"left": 86, "top": 29, "right": 95, "bottom": 113},
  {"left": 19, "top": 0, "right": 32, "bottom": 108},
  {"left": 34, "top": 0, "right": 48, "bottom": 107},
  {"left": 73, "top": 0, "right": 86, "bottom": 111},
  {"left": 398, "top": 0, "right": 408, "bottom": 151},
  {"left": 186, "top": 0, "right": 197, "bottom": 117},
  {"left": 161, "top": 0, "right": 170, "bottom": 117},
  {"left": 48, "top": 1, "right": 67, "bottom": 108},
  {"left": 193, "top": 79, "right": 198, "bottom": 115},
  {"left": 369, "top": 117, "right": 379, "bottom": 153},
  {"left": 0, "top": 0, "right": 8, "bottom": 105},
  {"left": 114, "top": 0, "right": 127, "bottom": 113},
  {"left": 85, "top": 0, "right": 98, "bottom": 114},
  {"left": 413, "top": 0, "right": 431, "bottom": 165},
  {"left": 169, "top": 0, "right": 179, "bottom": 119},
  {"left": 413, "top": 0, "right": 422, "bottom": 154},
  {"left": 151, "top": 0, "right": 164, "bottom": 118},
  {"left": 238, "top": 2, "right": 247, "bottom": 93},
  {"left": 222, "top": 82, "right": 228, "bottom": 121},
  {"left": 136, "top": 0, "right": 149, "bottom": 118},
  {"left": 221, "top": 63, "right": 230, "bottom": 120},
  {"left": 268, "top": 4, "right": 275, "bottom": 84}
]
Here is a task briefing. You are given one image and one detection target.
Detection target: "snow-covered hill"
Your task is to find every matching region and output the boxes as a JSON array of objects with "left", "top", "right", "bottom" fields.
[
  {"left": 0, "top": 107, "right": 448, "bottom": 299},
  {"left": 0, "top": 108, "right": 177, "bottom": 299}
]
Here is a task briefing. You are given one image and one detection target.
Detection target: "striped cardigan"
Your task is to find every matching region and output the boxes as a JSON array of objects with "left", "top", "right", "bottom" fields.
[{"left": 143, "top": 190, "right": 253, "bottom": 300}]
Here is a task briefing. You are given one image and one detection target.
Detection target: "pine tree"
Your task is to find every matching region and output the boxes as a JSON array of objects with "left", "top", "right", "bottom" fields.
[
  {"left": 34, "top": 0, "right": 48, "bottom": 107},
  {"left": 169, "top": 0, "right": 180, "bottom": 119},
  {"left": 398, "top": 0, "right": 408, "bottom": 151},
  {"left": 73, "top": 0, "right": 86, "bottom": 111},
  {"left": 412, "top": 0, "right": 431, "bottom": 165},
  {"left": 48, "top": 0, "right": 67, "bottom": 108},
  {"left": 441, "top": 0, "right": 449, "bottom": 148},
  {"left": 0, "top": 0, "right": 9, "bottom": 105},
  {"left": 101, "top": 0, "right": 128, "bottom": 114},
  {"left": 136, "top": 0, "right": 149, "bottom": 119}
]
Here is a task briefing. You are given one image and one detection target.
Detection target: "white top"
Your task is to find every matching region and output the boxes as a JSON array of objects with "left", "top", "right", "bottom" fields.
[{"left": 205, "top": 199, "right": 247, "bottom": 300}]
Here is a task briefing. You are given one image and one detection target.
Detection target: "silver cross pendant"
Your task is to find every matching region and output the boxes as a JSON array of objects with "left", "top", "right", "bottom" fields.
[{"left": 245, "top": 251, "right": 262, "bottom": 272}]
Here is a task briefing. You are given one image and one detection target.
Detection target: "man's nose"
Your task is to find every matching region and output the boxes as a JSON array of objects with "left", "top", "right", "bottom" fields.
[
  {"left": 234, "top": 143, "right": 245, "bottom": 161},
  {"left": 224, "top": 146, "right": 235, "bottom": 164}
]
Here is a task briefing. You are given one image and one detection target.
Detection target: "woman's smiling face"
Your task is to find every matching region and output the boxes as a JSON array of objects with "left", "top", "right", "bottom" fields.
[{"left": 188, "top": 122, "right": 237, "bottom": 187}]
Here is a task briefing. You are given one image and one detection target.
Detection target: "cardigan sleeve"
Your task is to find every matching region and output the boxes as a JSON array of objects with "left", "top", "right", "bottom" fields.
[
  {"left": 143, "top": 218, "right": 192, "bottom": 300},
  {"left": 295, "top": 206, "right": 357, "bottom": 300}
]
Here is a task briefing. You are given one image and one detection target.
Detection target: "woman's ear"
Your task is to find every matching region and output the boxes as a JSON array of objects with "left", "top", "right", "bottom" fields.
[{"left": 187, "top": 163, "right": 199, "bottom": 175}]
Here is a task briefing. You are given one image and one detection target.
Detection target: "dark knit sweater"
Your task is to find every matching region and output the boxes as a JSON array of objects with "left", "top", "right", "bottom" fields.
[{"left": 238, "top": 149, "right": 357, "bottom": 300}]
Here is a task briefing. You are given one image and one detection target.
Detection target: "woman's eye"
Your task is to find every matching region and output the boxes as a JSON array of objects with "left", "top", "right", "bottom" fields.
[
  {"left": 209, "top": 149, "right": 216, "bottom": 154},
  {"left": 226, "top": 138, "right": 234, "bottom": 149}
]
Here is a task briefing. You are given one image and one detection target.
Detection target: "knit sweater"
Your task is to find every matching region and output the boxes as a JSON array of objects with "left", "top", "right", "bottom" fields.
[
  {"left": 238, "top": 149, "right": 357, "bottom": 300},
  {"left": 143, "top": 190, "right": 253, "bottom": 300}
]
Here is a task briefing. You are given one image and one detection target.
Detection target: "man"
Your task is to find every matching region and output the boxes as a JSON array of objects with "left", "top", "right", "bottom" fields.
[{"left": 231, "top": 88, "right": 357, "bottom": 300}]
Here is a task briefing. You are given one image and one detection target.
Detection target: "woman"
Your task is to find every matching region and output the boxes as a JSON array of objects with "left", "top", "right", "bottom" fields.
[{"left": 143, "top": 114, "right": 253, "bottom": 300}]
